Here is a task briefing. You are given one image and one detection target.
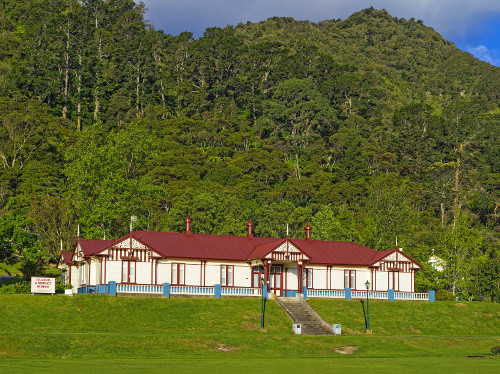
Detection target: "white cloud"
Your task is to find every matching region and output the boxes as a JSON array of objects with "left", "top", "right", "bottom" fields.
[
  {"left": 140, "top": 0, "right": 500, "bottom": 66},
  {"left": 141, "top": 0, "right": 500, "bottom": 36},
  {"left": 467, "top": 45, "right": 500, "bottom": 66}
]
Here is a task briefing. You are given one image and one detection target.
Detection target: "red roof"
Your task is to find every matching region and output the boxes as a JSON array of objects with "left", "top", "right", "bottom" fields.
[
  {"left": 291, "top": 238, "right": 382, "bottom": 266},
  {"left": 133, "top": 231, "right": 277, "bottom": 261},
  {"left": 74, "top": 230, "right": 421, "bottom": 268},
  {"left": 247, "top": 239, "right": 289, "bottom": 260},
  {"left": 368, "top": 249, "right": 397, "bottom": 265},
  {"left": 79, "top": 238, "right": 115, "bottom": 256},
  {"left": 60, "top": 251, "right": 74, "bottom": 265}
]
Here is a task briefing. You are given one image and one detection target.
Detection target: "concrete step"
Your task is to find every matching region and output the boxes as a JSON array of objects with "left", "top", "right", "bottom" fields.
[{"left": 278, "top": 296, "right": 334, "bottom": 336}]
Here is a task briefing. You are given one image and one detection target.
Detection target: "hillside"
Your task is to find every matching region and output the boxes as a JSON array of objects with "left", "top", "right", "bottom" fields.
[{"left": 0, "top": 1, "right": 498, "bottom": 299}]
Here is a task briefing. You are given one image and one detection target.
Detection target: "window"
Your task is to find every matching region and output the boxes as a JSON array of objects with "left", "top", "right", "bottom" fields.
[
  {"left": 303, "top": 268, "right": 313, "bottom": 289},
  {"left": 252, "top": 266, "right": 264, "bottom": 287},
  {"left": 221, "top": 265, "right": 234, "bottom": 286},
  {"left": 122, "top": 261, "right": 136, "bottom": 283},
  {"left": 80, "top": 266, "right": 85, "bottom": 285},
  {"left": 171, "top": 263, "right": 185, "bottom": 285},
  {"left": 344, "top": 270, "right": 356, "bottom": 289},
  {"left": 389, "top": 271, "right": 399, "bottom": 291}
]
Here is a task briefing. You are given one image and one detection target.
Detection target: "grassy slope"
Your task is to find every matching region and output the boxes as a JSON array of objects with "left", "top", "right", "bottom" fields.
[{"left": 0, "top": 295, "right": 498, "bottom": 372}]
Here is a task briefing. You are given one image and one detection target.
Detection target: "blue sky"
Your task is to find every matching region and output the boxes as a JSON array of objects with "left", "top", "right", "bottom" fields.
[{"left": 139, "top": 0, "right": 500, "bottom": 67}]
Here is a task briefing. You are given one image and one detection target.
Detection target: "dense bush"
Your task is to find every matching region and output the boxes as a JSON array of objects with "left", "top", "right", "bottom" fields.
[
  {"left": 0, "top": 281, "right": 31, "bottom": 294},
  {"left": 491, "top": 346, "right": 500, "bottom": 356},
  {"left": 0, "top": 281, "right": 67, "bottom": 294},
  {"left": 435, "top": 289, "right": 455, "bottom": 301}
]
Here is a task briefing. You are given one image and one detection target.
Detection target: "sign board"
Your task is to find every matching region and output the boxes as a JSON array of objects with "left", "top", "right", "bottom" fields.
[{"left": 31, "top": 277, "right": 56, "bottom": 294}]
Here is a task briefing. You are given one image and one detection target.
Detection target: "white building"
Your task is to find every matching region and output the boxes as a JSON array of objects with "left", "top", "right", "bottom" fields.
[{"left": 59, "top": 217, "right": 423, "bottom": 296}]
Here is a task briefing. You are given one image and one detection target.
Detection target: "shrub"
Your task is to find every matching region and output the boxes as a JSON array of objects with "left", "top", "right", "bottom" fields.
[
  {"left": 435, "top": 289, "right": 455, "bottom": 301},
  {"left": 491, "top": 346, "right": 500, "bottom": 356},
  {"left": 0, "top": 281, "right": 68, "bottom": 294},
  {"left": 0, "top": 281, "right": 31, "bottom": 294}
]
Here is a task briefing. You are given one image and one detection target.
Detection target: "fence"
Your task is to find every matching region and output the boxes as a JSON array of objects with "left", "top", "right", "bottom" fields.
[
  {"left": 304, "top": 287, "right": 433, "bottom": 302},
  {"left": 76, "top": 283, "right": 434, "bottom": 302}
]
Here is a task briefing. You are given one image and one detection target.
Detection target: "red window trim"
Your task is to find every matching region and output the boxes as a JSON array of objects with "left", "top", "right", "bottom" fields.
[
  {"left": 344, "top": 270, "right": 356, "bottom": 289},
  {"left": 122, "top": 260, "right": 136, "bottom": 284},
  {"left": 171, "top": 263, "right": 185, "bottom": 285},
  {"left": 303, "top": 267, "right": 313, "bottom": 289},
  {"left": 220, "top": 265, "right": 234, "bottom": 286}
]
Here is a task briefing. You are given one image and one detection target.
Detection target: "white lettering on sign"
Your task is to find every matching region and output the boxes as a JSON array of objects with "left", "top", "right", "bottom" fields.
[{"left": 31, "top": 277, "right": 56, "bottom": 294}]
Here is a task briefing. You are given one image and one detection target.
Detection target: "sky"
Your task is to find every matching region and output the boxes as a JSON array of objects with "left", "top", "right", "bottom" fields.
[{"left": 139, "top": 0, "right": 500, "bottom": 67}]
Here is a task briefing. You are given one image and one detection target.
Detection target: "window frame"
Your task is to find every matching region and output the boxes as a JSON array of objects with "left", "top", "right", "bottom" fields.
[
  {"left": 122, "top": 261, "right": 136, "bottom": 284},
  {"left": 303, "top": 268, "right": 313, "bottom": 289},
  {"left": 344, "top": 270, "right": 356, "bottom": 289},
  {"left": 171, "top": 263, "right": 185, "bottom": 285},
  {"left": 220, "top": 265, "right": 234, "bottom": 286}
]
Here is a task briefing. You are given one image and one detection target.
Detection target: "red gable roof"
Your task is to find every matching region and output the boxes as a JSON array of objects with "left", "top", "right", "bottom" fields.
[
  {"left": 74, "top": 230, "right": 421, "bottom": 269},
  {"left": 79, "top": 238, "right": 115, "bottom": 256},
  {"left": 59, "top": 251, "right": 74, "bottom": 265},
  {"left": 247, "top": 239, "right": 290, "bottom": 260},
  {"left": 290, "top": 238, "right": 381, "bottom": 266},
  {"left": 368, "top": 249, "right": 397, "bottom": 265},
  {"left": 132, "top": 231, "right": 277, "bottom": 261}
]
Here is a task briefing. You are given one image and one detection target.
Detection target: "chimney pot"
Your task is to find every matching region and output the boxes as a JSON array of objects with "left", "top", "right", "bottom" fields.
[
  {"left": 247, "top": 219, "right": 254, "bottom": 238},
  {"left": 185, "top": 215, "right": 192, "bottom": 235},
  {"left": 305, "top": 223, "right": 312, "bottom": 240}
]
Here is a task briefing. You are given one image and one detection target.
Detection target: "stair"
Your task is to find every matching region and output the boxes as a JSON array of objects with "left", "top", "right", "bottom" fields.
[{"left": 277, "top": 296, "right": 334, "bottom": 335}]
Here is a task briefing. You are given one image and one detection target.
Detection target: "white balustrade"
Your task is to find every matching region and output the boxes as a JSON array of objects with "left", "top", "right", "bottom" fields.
[
  {"left": 395, "top": 291, "right": 429, "bottom": 301},
  {"left": 221, "top": 287, "right": 260, "bottom": 296},
  {"left": 171, "top": 285, "right": 214, "bottom": 296},
  {"left": 117, "top": 284, "right": 163, "bottom": 294},
  {"left": 307, "top": 289, "right": 345, "bottom": 298}
]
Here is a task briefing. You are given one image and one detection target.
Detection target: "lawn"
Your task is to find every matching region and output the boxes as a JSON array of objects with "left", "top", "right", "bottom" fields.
[{"left": 0, "top": 295, "right": 498, "bottom": 372}]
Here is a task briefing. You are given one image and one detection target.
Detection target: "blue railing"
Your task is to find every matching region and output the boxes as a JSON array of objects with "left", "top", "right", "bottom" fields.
[
  {"left": 75, "top": 283, "right": 433, "bottom": 302},
  {"left": 306, "top": 288, "right": 431, "bottom": 301}
]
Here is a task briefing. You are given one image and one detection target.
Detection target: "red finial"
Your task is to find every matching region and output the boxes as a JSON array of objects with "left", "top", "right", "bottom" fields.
[
  {"left": 305, "top": 224, "right": 312, "bottom": 240},
  {"left": 247, "top": 219, "right": 254, "bottom": 238},
  {"left": 185, "top": 216, "right": 192, "bottom": 235}
]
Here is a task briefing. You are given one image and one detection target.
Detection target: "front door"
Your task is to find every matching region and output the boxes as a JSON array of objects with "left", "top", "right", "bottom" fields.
[
  {"left": 252, "top": 265, "right": 283, "bottom": 296},
  {"left": 269, "top": 265, "right": 283, "bottom": 296}
]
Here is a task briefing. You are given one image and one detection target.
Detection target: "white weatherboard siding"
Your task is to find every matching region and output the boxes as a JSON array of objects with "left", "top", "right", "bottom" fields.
[
  {"left": 399, "top": 272, "right": 412, "bottom": 292},
  {"left": 156, "top": 261, "right": 171, "bottom": 284},
  {"left": 205, "top": 262, "right": 220, "bottom": 286},
  {"left": 234, "top": 264, "right": 252, "bottom": 287},
  {"left": 89, "top": 259, "right": 99, "bottom": 285},
  {"left": 355, "top": 269, "right": 371, "bottom": 290},
  {"left": 185, "top": 262, "right": 201, "bottom": 285},
  {"left": 70, "top": 268, "right": 79, "bottom": 288},
  {"left": 106, "top": 261, "right": 122, "bottom": 284},
  {"left": 309, "top": 265, "right": 326, "bottom": 289},
  {"left": 136, "top": 262, "right": 151, "bottom": 284},
  {"left": 331, "top": 269, "right": 344, "bottom": 289},
  {"left": 287, "top": 267, "right": 298, "bottom": 290},
  {"left": 376, "top": 271, "right": 388, "bottom": 290}
]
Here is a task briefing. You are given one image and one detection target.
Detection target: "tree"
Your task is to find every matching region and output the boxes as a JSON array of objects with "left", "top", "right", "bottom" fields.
[
  {"left": 438, "top": 209, "right": 483, "bottom": 296},
  {"left": 468, "top": 257, "right": 500, "bottom": 302},
  {"left": 311, "top": 206, "right": 361, "bottom": 242}
]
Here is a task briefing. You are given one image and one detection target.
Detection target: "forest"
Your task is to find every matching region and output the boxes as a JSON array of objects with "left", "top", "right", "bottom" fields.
[{"left": 0, "top": 0, "right": 498, "bottom": 300}]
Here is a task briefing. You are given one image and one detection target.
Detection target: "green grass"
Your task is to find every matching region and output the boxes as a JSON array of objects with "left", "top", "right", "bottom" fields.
[
  {"left": 1, "top": 357, "right": 499, "bottom": 374},
  {"left": 0, "top": 295, "right": 498, "bottom": 372},
  {"left": 0, "top": 262, "right": 21, "bottom": 277}
]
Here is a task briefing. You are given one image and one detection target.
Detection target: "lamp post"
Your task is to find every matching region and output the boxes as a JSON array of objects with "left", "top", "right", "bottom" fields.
[
  {"left": 365, "top": 280, "right": 370, "bottom": 332},
  {"left": 260, "top": 276, "right": 265, "bottom": 329}
]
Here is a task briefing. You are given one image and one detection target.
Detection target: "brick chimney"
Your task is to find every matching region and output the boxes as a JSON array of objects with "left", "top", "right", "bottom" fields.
[
  {"left": 247, "top": 219, "right": 254, "bottom": 238},
  {"left": 305, "top": 224, "right": 312, "bottom": 240},
  {"left": 185, "top": 215, "right": 192, "bottom": 235}
]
